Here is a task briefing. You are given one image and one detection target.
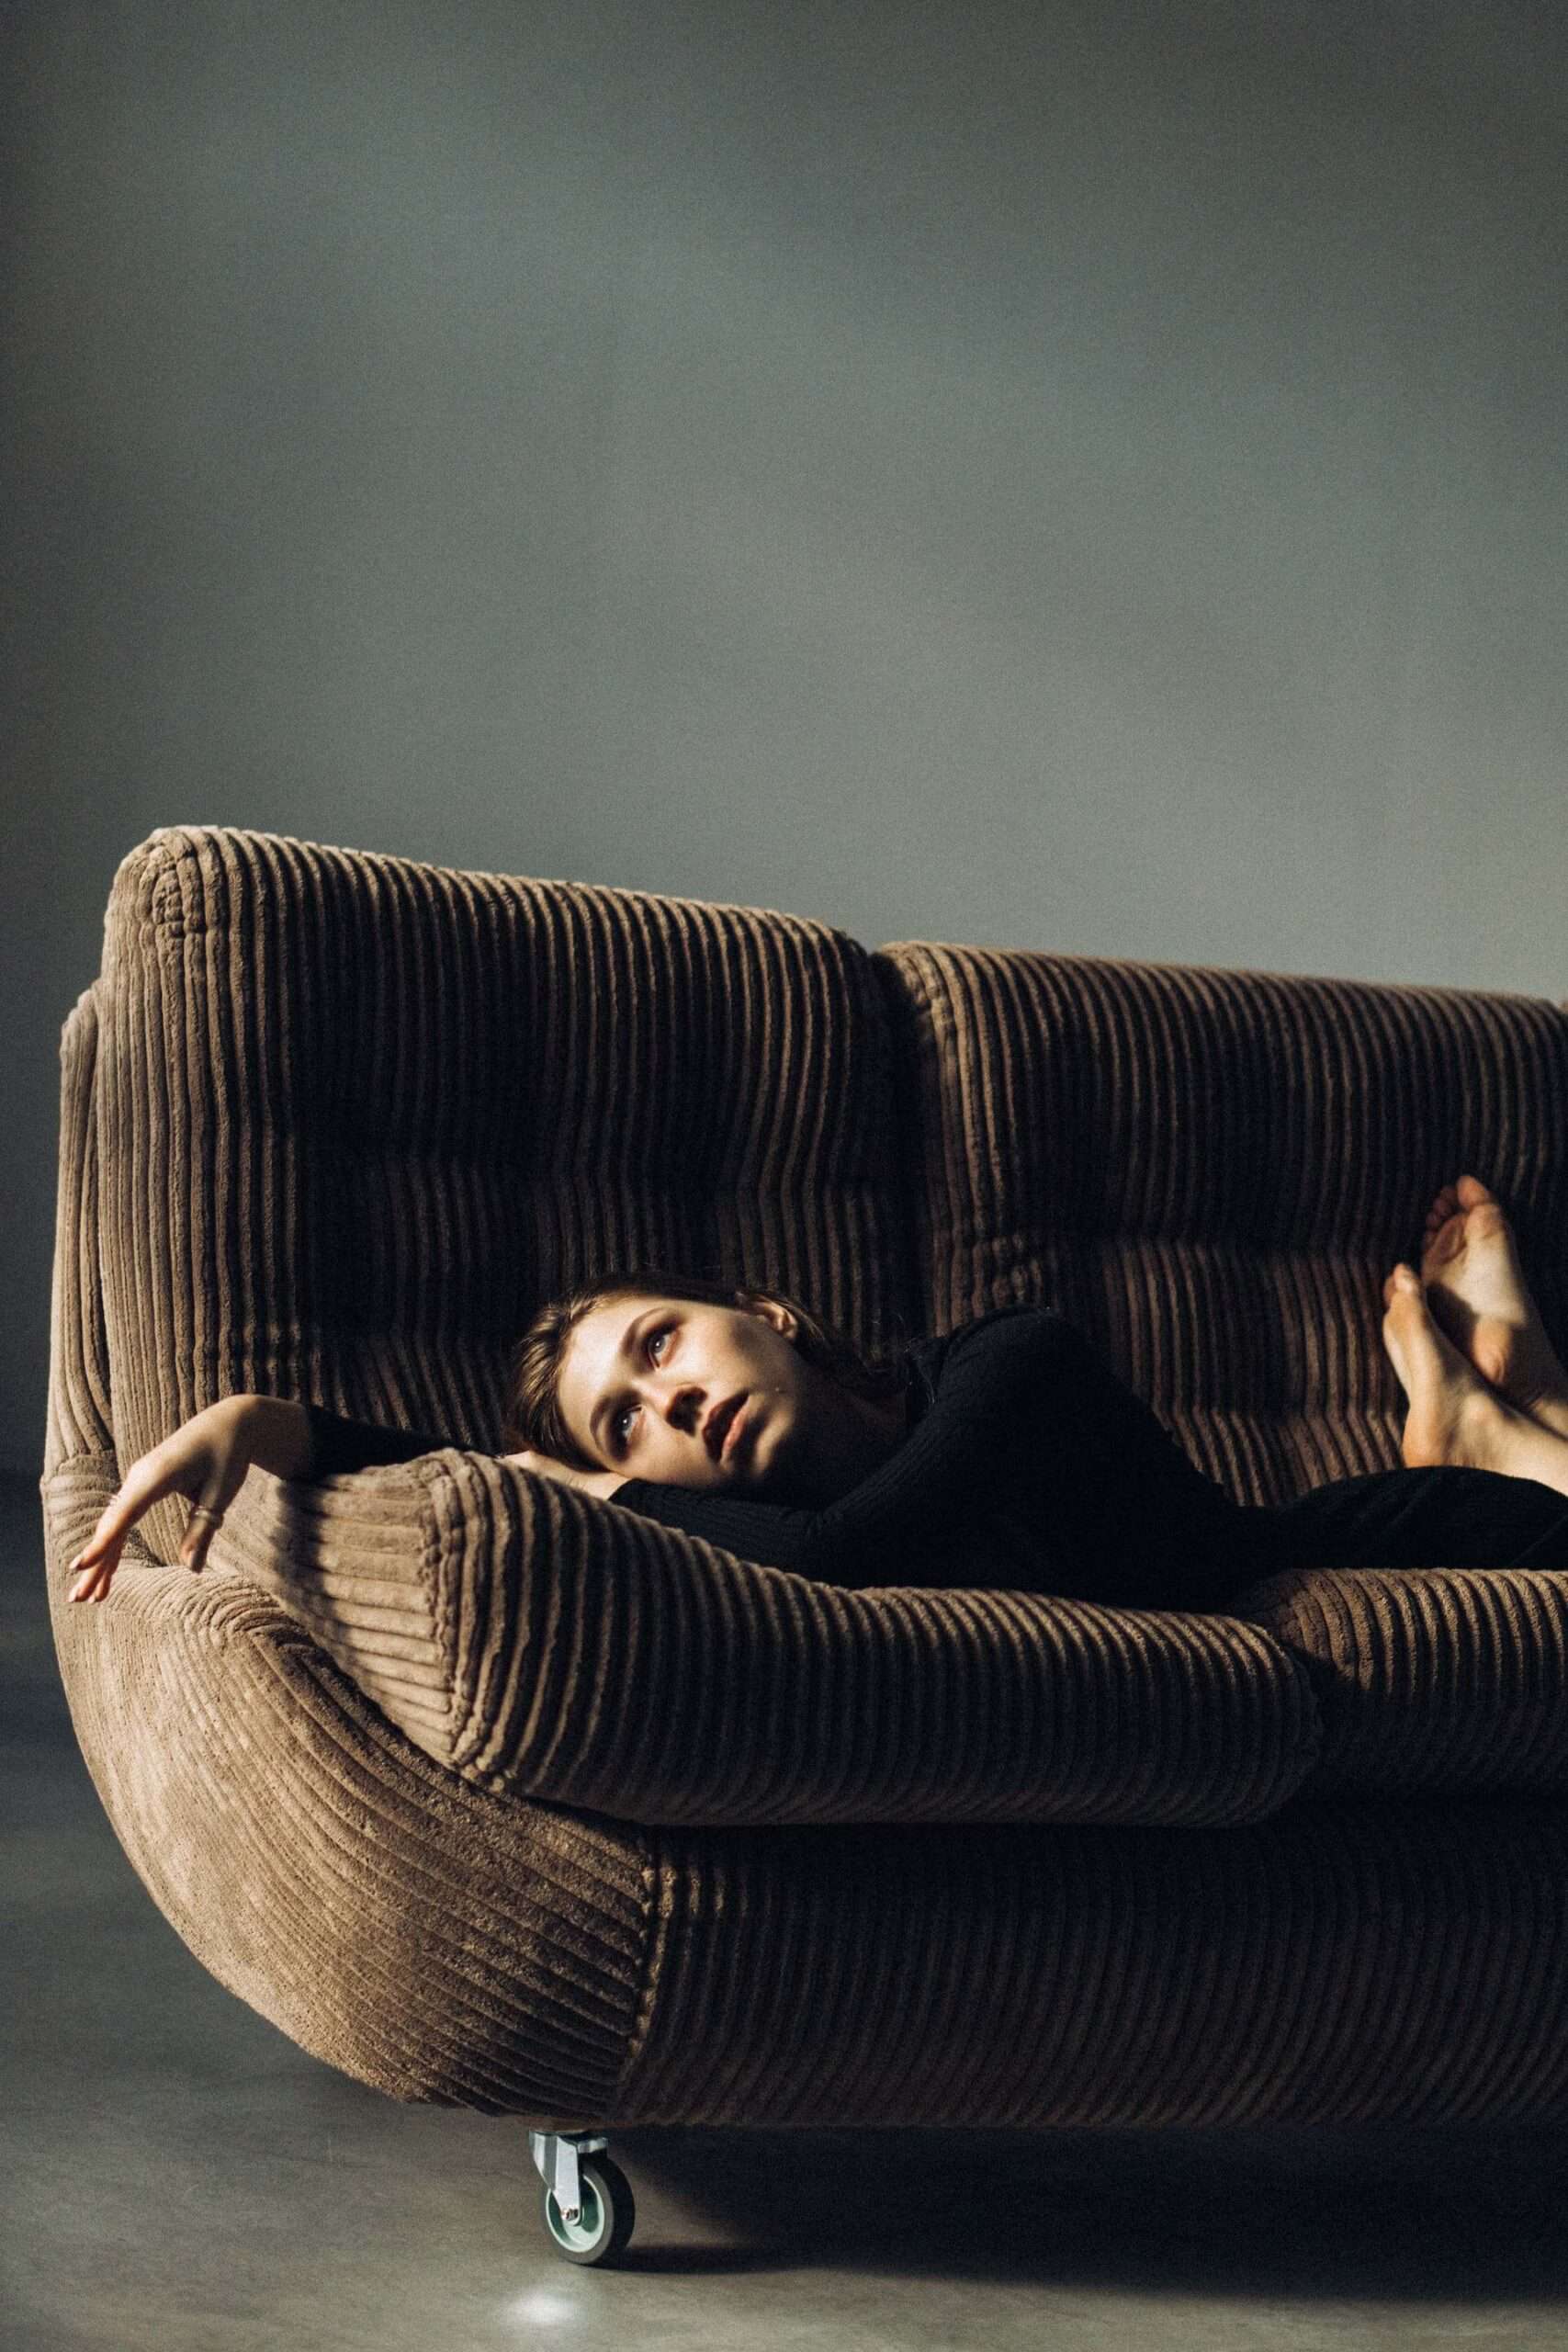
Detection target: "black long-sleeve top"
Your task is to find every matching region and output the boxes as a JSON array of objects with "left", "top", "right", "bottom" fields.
[{"left": 299, "top": 1305, "right": 1259, "bottom": 1610}]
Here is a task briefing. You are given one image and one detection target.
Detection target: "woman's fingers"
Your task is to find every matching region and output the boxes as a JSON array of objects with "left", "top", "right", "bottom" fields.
[
  {"left": 68, "top": 1522, "right": 133, "bottom": 1602},
  {"left": 67, "top": 1496, "right": 135, "bottom": 1601},
  {"left": 67, "top": 1542, "right": 121, "bottom": 1602},
  {"left": 66, "top": 1443, "right": 214, "bottom": 1603}
]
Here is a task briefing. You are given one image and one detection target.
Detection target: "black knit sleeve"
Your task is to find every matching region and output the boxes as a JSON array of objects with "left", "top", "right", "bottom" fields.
[
  {"left": 301, "top": 1308, "right": 1248, "bottom": 1605},
  {"left": 612, "top": 1305, "right": 1096, "bottom": 1586},
  {"left": 300, "top": 1403, "right": 451, "bottom": 1476},
  {"left": 606, "top": 1478, "right": 824, "bottom": 1571}
]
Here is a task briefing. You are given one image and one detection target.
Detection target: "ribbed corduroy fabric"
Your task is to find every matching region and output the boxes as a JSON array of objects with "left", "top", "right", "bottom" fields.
[
  {"left": 42, "top": 985, "right": 653, "bottom": 2120},
  {"left": 209, "top": 1442, "right": 1324, "bottom": 1827},
  {"left": 92, "top": 826, "right": 920, "bottom": 1572},
  {"left": 621, "top": 1797, "right": 1568, "bottom": 2127},
  {"left": 1239, "top": 1564, "right": 1568, "bottom": 1796},
  {"left": 40, "top": 823, "right": 1568, "bottom": 2130},
  {"left": 878, "top": 940, "right": 1568, "bottom": 1507},
  {"left": 43, "top": 986, "right": 114, "bottom": 1474}
]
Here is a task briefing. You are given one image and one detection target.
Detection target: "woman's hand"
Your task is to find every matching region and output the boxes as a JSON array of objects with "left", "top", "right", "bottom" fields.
[
  {"left": 66, "top": 1396, "right": 269, "bottom": 1603},
  {"left": 66, "top": 1413, "right": 626, "bottom": 1603},
  {"left": 505, "top": 1446, "right": 627, "bottom": 1503}
]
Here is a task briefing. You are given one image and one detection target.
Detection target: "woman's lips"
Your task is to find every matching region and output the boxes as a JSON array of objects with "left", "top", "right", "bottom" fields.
[{"left": 720, "top": 1397, "right": 749, "bottom": 1459}]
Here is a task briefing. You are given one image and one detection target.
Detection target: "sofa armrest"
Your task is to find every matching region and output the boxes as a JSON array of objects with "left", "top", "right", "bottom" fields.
[
  {"left": 211, "top": 1450, "right": 1324, "bottom": 1828},
  {"left": 41, "top": 1449, "right": 652, "bottom": 2119}
]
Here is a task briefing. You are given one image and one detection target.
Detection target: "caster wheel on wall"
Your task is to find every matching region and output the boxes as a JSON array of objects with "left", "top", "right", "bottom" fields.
[{"left": 540, "top": 2154, "right": 637, "bottom": 2266}]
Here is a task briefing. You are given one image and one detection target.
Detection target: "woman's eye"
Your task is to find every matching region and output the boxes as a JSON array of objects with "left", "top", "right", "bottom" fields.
[{"left": 613, "top": 1328, "right": 672, "bottom": 1447}]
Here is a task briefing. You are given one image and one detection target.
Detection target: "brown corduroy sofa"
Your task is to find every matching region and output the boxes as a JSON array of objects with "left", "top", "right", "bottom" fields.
[{"left": 42, "top": 824, "right": 1568, "bottom": 2266}]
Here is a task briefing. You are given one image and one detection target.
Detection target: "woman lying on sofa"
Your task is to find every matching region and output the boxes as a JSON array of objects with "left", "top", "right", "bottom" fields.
[{"left": 66, "top": 1175, "right": 1568, "bottom": 1613}]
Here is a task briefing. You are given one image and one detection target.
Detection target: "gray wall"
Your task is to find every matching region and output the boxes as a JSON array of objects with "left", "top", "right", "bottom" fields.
[{"left": 7, "top": 1, "right": 1567, "bottom": 1476}]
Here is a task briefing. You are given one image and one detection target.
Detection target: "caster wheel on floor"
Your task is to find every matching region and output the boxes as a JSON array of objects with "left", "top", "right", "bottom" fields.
[{"left": 541, "top": 2154, "right": 637, "bottom": 2266}]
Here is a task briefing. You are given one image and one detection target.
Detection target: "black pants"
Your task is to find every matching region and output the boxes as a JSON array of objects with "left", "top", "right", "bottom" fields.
[{"left": 1032, "top": 1323, "right": 1568, "bottom": 1612}]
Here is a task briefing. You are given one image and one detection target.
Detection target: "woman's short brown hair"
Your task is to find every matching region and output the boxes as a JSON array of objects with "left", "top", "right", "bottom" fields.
[{"left": 501, "top": 1265, "right": 908, "bottom": 1470}]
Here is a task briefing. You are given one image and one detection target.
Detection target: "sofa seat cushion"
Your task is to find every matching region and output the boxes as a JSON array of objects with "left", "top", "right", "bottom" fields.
[
  {"left": 1231, "top": 1565, "right": 1568, "bottom": 1794},
  {"left": 211, "top": 1447, "right": 1325, "bottom": 1830}
]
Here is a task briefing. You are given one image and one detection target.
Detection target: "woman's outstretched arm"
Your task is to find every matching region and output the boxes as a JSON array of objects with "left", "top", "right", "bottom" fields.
[
  {"left": 66, "top": 1394, "right": 397, "bottom": 1600},
  {"left": 301, "top": 1404, "right": 449, "bottom": 1474},
  {"left": 66, "top": 1393, "right": 626, "bottom": 1603},
  {"left": 299, "top": 1404, "right": 626, "bottom": 1498}
]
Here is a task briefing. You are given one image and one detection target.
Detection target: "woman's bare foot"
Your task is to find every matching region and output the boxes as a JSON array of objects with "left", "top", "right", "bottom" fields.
[
  {"left": 1420, "top": 1175, "right": 1568, "bottom": 1440},
  {"left": 1381, "top": 1263, "right": 1568, "bottom": 1498}
]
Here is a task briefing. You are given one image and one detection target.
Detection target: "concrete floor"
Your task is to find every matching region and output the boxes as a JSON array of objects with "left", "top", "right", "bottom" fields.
[{"left": 6, "top": 1469, "right": 1568, "bottom": 2352}]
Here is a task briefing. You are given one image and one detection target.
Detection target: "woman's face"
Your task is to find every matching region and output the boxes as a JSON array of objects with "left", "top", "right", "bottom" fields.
[{"left": 555, "top": 1293, "right": 822, "bottom": 1495}]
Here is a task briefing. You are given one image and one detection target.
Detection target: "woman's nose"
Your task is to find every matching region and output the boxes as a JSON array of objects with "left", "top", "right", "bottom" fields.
[{"left": 658, "top": 1384, "right": 705, "bottom": 1435}]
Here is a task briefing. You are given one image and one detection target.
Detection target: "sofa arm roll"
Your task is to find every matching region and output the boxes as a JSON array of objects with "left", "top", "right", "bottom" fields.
[{"left": 213, "top": 1450, "right": 1325, "bottom": 1828}]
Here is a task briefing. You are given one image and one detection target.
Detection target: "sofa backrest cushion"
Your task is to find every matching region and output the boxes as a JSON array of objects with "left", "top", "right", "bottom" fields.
[
  {"left": 876, "top": 943, "right": 1568, "bottom": 1507},
  {"left": 95, "top": 826, "right": 923, "bottom": 1559}
]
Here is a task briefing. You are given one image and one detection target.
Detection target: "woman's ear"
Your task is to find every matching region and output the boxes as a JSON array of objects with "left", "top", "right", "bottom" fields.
[{"left": 739, "top": 1291, "right": 798, "bottom": 1341}]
